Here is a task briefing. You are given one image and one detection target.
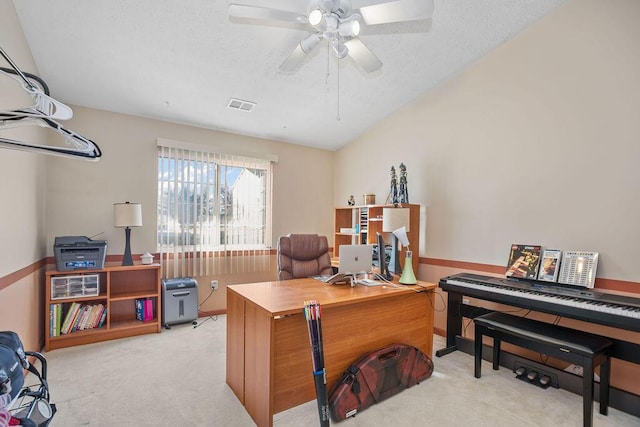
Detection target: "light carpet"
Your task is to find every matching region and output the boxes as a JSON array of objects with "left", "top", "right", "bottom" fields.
[{"left": 37, "top": 315, "right": 639, "bottom": 426}]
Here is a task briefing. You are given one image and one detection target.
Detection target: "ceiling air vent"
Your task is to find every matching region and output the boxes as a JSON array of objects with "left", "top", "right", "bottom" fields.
[{"left": 227, "top": 98, "right": 256, "bottom": 112}]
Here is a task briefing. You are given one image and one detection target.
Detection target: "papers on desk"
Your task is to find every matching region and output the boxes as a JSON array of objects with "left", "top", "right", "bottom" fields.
[
  {"left": 312, "top": 273, "right": 390, "bottom": 287},
  {"left": 356, "top": 278, "right": 383, "bottom": 286},
  {"left": 312, "top": 273, "right": 354, "bottom": 285}
]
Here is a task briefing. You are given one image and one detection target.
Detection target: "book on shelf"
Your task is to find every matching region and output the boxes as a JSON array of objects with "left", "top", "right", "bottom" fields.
[
  {"left": 70, "top": 304, "right": 83, "bottom": 332},
  {"left": 80, "top": 304, "right": 103, "bottom": 330},
  {"left": 505, "top": 244, "right": 542, "bottom": 280},
  {"left": 98, "top": 306, "right": 107, "bottom": 327},
  {"left": 87, "top": 304, "right": 102, "bottom": 329},
  {"left": 49, "top": 304, "right": 62, "bottom": 337},
  {"left": 537, "top": 249, "right": 562, "bottom": 282},
  {"left": 57, "top": 302, "right": 106, "bottom": 335},
  {"left": 56, "top": 304, "right": 62, "bottom": 336},
  {"left": 135, "top": 298, "right": 144, "bottom": 321},
  {"left": 60, "top": 302, "right": 79, "bottom": 335},
  {"left": 49, "top": 304, "right": 56, "bottom": 337},
  {"left": 77, "top": 305, "right": 90, "bottom": 330},
  {"left": 136, "top": 298, "right": 154, "bottom": 322},
  {"left": 144, "top": 299, "right": 153, "bottom": 321}
]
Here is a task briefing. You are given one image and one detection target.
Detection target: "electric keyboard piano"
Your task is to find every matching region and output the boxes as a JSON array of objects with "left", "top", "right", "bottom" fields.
[{"left": 437, "top": 272, "right": 640, "bottom": 363}]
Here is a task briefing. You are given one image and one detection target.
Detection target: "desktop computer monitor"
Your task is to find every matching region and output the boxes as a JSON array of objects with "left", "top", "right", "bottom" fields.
[{"left": 377, "top": 233, "right": 392, "bottom": 280}]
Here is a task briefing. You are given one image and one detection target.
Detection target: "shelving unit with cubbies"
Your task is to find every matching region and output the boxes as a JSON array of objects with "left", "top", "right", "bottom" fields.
[
  {"left": 45, "top": 264, "right": 161, "bottom": 351},
  {"left": 334, "top": 204, "right": 420, "bottom": 273}
]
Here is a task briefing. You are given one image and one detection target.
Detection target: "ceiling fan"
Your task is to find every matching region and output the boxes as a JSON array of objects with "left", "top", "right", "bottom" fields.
[{"left": 228, "top": 0, "right": 435, "bottom": 73}]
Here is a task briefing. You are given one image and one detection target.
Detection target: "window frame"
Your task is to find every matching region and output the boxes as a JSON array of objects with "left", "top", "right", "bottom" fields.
[{"left": 157, "top": 143, "right": 273, "bottom": 254}]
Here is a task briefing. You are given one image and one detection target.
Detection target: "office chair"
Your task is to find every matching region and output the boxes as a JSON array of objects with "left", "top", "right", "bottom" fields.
[{"left": 277, "top": 234, "right": 333, "bottom": 280}]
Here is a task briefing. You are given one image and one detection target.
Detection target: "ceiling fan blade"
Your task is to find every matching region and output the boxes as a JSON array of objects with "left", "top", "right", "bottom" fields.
[
  {"left": 279, "top": 45, "right": 308, "bottom": 73},
  {"left": 344, "top": 38, "right": 383, "bottom": 73},
  {"left": 228, "top": 4, "right": 307, "bottom": 25},
  {"left": 357, "top": 0, "right": 434, "bottom": 26}
]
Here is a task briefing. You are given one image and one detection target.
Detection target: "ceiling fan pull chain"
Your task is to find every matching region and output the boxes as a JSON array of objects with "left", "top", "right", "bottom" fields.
[
  {"left": 325, "top": 43, "right": 331, "bottom": 85},
  {"left": 336, "top": 59, "right": 341, "bottom": 122}
]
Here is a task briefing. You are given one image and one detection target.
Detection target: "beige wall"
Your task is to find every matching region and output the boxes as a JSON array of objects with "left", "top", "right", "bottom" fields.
[
  {"left": 0, "top": 0, "right": 47, "bottom": 276},
  {"left": 1, "top": 0, "right": 334, "bottom": 342},
  {"left": 335, "top": 0, "right": 640, "bottom": 397},
  {"left": 45, "top": 107, "right": 334, "bottom": 255},
  {"left": 0, "top": 0, "right": 48, "bottom": 350},
  {"left": 43, "top": 106, "right": 334, "bottom": 313},
  {"left": 335, "top": 0, "right": 640, "bottom": 283}
]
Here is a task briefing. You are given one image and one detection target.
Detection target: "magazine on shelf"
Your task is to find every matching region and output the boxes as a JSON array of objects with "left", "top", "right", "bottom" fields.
[
  {"left": 558, "top": 251, "right": 599, "bottom": 288},
  {"left": 537, "top": 249, "right": 562, "bottom": 282},
  {"left": 135, "top": 298, "right": 154, "bottom": 322},
  {"left": 505, "top": 244, "right": 542, "bottom": 280},
  {"left": 135, "top": 299, "right": 145, "bottom": 321}
]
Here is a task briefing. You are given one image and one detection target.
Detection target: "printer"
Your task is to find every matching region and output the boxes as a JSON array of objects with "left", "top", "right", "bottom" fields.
[{"left": 54, "top": 236, "right": 107, "bottom": 271}]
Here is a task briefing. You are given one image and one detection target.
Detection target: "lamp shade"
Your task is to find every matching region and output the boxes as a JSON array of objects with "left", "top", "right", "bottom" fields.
[
  {"left": 382, "top": 207, "right": 410, "bottom": 233},
  {"left": 392, "top": 226, "right": 410, "bottom": 247},
  {"left": 114, "top": 202, "right": 142, "bottom": 228}
]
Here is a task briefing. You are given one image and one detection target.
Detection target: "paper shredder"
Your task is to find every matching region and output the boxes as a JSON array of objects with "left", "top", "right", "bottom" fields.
[{"left": 161, "top": 277, "right": 198, "bottom": 328}]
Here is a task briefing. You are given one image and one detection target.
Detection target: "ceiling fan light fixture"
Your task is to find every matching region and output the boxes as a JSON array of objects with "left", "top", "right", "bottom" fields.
[
  {"left": 330, "top": 39, "right": 348, "bottom": 59},
  {"left": 338, "top": 14, "right": 361, "bottom": 37},
  {"left": 308, "top": 9, "right": 323, "bottom": 27},
  {"left": 300, "top": 33, "right": 322, "bottom": 53}
]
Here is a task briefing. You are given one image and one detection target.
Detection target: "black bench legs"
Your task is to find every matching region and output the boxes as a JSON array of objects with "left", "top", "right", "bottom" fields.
[{"left": 473, "top": 312, "right": 613, "bottom": 427}]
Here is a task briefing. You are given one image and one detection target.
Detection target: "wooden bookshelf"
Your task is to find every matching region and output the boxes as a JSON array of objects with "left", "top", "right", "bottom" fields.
[
  {"left": 334, "top": 203, "right": 420, "bottom": 272},
  {"left": 45, "top": 264, "right": 161, "bottom": 351}
]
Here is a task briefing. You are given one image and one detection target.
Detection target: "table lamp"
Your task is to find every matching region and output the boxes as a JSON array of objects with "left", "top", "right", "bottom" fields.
[
  {"left": 398, "top": 248, "right": 417, "bottom": 285},
  {"left": 382, "top": 207, "right": 410, "bottom": 274},
  {"left": 113, "top": 202, "right": 142, "bottom": 266}
]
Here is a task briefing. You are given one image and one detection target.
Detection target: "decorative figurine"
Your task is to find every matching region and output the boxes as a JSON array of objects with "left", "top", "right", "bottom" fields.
[
  {"left": 398, "top": 163, "right": 409, "bottom": 204},
  {"left": 388, "top": 166, "right": 399, "bottom": 207},
  {"left": 347, "top": 195, "right": 355, "bottom": 206}
]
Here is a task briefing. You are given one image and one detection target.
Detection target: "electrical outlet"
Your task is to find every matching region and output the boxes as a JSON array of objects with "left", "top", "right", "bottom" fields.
[{"left": 210, "top": 280, "right": 218, "bottom": 290}]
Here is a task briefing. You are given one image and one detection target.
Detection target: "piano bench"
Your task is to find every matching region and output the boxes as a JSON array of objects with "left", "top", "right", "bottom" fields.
[{"left": 473, "top": 312, "right": 613, "bottom": 427}]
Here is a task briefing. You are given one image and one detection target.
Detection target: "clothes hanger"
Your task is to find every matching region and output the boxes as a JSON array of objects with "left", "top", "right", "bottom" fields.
[
  {"left": 0, "top": 46, "right": 101, "bottom": 160},
  {"left": 0, "top": 47, "right": 73, "bottom": 121},
  {"left": 0, "top": 114, "right": 101, "bottom": 160}
]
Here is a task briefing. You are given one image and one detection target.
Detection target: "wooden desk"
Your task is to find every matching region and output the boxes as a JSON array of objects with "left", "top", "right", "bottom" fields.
[{"left": 226, "top": 278, "right": 436, "bottom": 427}]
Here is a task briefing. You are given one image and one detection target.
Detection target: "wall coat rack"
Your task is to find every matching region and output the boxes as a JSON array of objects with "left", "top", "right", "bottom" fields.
[{"left": 0, "top": 46, "right": 101, "bottom": 160}]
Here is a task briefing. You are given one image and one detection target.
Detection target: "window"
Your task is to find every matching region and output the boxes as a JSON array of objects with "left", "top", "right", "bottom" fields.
[{"left": 157, "top": 143, "right": 273, "bottom": 276}]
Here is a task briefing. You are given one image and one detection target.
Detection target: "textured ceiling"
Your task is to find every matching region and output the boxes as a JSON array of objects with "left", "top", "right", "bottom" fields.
[{"left": 10, "top": 0, "right": 567, "bottom": 151}]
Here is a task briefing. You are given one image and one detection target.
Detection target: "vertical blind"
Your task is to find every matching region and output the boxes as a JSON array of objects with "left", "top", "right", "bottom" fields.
[{"left": 157, "top": 143, "right": 273, "bottom": 278}]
